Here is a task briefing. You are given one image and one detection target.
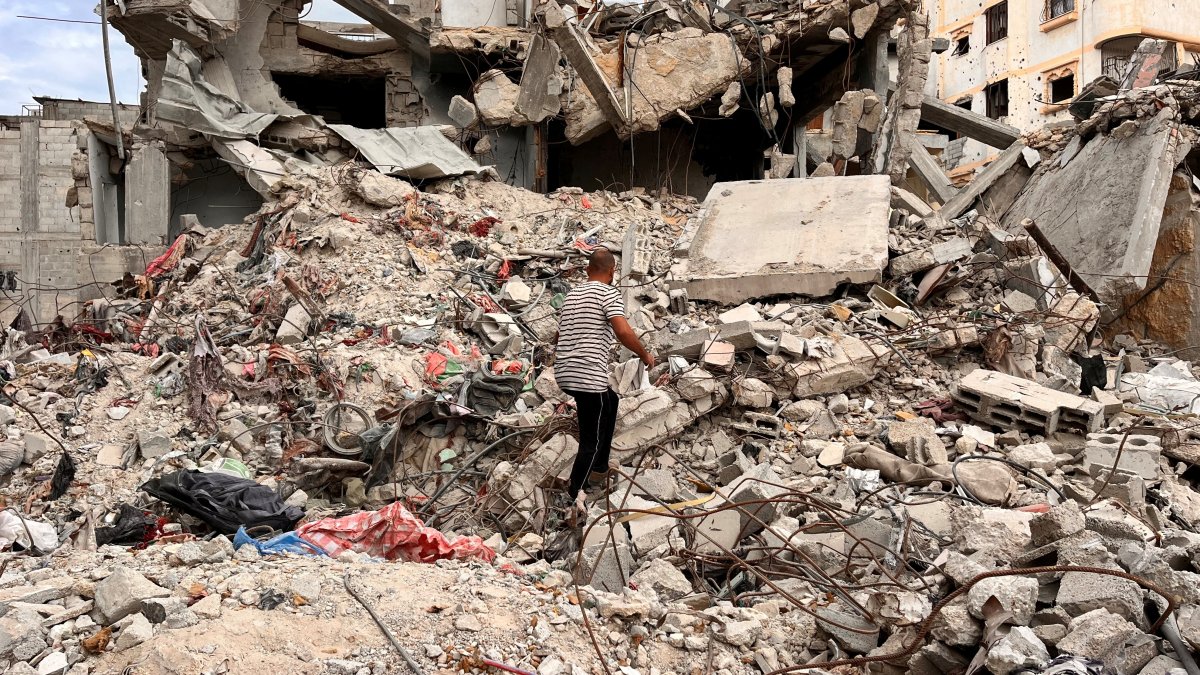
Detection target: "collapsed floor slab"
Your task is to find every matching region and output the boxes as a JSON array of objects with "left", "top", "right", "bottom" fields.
[{"left": 674, "top": 176, "right": 890, "bottom": 303}]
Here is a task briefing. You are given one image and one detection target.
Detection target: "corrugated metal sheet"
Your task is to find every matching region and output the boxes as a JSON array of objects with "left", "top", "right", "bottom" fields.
[
  {"left": 158, "top": 40, "right": 279, "bottom": 139},
  {"left": 327, "top": 124, "right": 482, "bottom": 179}
]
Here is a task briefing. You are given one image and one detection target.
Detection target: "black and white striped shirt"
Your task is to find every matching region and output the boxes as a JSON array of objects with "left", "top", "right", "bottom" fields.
[{"left": 554, "top": 281, "right": 624, "bottom": 393}]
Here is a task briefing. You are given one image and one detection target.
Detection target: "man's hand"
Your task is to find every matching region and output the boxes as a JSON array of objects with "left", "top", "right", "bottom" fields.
[{"left": 610, "top": 316, "right": 655, "bottom": 371}]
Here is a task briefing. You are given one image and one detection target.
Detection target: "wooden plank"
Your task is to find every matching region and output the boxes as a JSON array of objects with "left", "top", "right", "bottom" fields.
[{"left": 920, "top": 95, "right": 1021, "bottom": 149}]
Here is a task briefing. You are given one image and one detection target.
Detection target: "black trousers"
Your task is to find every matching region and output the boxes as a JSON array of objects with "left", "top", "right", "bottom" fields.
[{"left": 563, "top": 387, "right": 619, "bottom": 494}]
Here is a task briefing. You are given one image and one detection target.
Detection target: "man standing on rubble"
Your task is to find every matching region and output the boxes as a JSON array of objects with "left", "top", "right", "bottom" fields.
[{"left": 554, "top": 248, "right": 654, "bottom": 499}]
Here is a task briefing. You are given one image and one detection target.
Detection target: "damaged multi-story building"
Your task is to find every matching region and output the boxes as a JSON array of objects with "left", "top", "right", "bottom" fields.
[
  {"left": 0, "top": 0, "right": 938, "bottom": 329},
  {"left": 927, "top": 0, "right": 1200, "bottom": 176}
]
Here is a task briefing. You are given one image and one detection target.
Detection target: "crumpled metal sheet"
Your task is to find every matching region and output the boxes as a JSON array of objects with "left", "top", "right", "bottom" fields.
[
  {"left": 158, "top": 39, "right": 280, "bottom": 139},
  {"left": 326, "top": 124, "right": 482, "bottom": 180}
]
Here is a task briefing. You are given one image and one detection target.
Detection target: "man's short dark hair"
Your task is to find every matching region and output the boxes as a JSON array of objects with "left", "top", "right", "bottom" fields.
[{"left": 588, "top": 248, "right": 616, "bottom": 273}]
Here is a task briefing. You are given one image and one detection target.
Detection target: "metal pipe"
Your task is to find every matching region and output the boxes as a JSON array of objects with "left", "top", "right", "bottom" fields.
[{"left": 99, "top": 0, "right": 126, "bottom": 160}]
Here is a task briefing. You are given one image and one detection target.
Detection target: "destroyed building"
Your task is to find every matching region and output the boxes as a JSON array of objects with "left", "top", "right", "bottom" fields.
[
  {"left": 927, "top": 0, "right": 1200, "bottom": 177},
  {"left": 3, "top": 1, "right": 1200, "bottom": 675}
]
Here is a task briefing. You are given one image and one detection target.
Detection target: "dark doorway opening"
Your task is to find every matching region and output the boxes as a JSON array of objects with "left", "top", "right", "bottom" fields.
[{"left": 272, "top": 73, "right": 386, "bottom": 128}]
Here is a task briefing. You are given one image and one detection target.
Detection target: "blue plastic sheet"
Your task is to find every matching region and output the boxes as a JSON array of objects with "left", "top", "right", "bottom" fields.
[{"left": 233, "top": 526, "right": 327, "bottom": 557}]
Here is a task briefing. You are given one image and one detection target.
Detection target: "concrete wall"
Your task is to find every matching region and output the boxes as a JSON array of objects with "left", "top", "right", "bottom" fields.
[
  {"left": 0, "top": 120, "right": 163, "bottom": 328},
  {"left": 440, "top": 0, "right": 515, "bottom": 28},
  {"left": 38, "top": 99, "right": 140, "bottom": 126},
  {"left": 931, "top": 0, "right": 1200, "bottom": 175}
]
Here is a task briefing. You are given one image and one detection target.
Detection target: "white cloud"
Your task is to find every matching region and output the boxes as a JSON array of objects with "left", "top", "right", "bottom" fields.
[{"left": 0, "top": 2, "right": 141, "bottom": 114}]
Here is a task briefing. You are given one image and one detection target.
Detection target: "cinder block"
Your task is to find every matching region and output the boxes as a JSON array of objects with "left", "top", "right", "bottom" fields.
[
  {"left": 1083, "top": 432, "right": 1161, "bottom": 480},
  {"left": 952, "top": 369, "right": 1104, "bottom": 434}
]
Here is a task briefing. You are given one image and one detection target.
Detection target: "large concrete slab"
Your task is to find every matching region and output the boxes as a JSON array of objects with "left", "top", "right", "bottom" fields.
[
  {"left": 1001, "top": 109, "right": 1191, "bottom": 303},
  {"left": 679, "top": 176, "right": 890, "bottom": 303}
]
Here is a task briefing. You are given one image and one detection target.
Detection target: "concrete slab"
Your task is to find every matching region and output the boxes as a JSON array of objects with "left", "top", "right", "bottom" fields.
[
  {"left": 1001, "top": 110, "right": 1191, "bottom": 303},
  {"left": 678, "top": 177, "right": 890, "bottom": 303}
]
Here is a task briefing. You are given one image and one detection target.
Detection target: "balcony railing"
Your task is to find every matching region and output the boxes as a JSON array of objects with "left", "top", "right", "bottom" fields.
[{"left": 1041, "top": 0, "right": 1075, "bottom": 23}]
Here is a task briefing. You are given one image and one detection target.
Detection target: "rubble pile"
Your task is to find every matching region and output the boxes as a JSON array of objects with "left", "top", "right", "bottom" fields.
[{"left": 5, "top": 1, "right": 1200, "bottom": 674}]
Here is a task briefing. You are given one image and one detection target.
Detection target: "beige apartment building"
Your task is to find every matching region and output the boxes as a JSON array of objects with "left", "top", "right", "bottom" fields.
[{"left": 928, "top": 0, "right": 1200, "bottom": 178}]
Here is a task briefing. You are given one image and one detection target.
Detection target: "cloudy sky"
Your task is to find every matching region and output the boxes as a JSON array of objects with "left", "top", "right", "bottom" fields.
[{"left": 0, "top": 0, "right": 360, "bottom": 115}]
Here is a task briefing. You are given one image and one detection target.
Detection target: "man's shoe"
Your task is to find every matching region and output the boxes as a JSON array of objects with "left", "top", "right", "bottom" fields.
[{"left": 586, "top": 469, "right": 611, "bottom": 488}]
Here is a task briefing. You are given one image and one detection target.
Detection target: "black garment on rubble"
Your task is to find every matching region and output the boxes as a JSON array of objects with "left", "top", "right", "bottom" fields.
[{"left": 141, "top": 469, "right": 303, "bottom": 535}]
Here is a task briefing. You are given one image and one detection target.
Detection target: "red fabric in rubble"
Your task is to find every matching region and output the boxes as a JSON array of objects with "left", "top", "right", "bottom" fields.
[
  {"left": 145, "top": 235, "right": 188, "bottom": 277},
  {"left": 296, "top": 501, "right": 496, "bottom": 563}
]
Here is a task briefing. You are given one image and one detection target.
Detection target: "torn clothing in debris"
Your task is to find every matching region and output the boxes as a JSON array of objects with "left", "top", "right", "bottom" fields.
[
  {"left": 141, "top": 470, "right": 303, "bottom": 535},
  {"left": 296, "top": 501, "right": 495, "bottom": 563}
]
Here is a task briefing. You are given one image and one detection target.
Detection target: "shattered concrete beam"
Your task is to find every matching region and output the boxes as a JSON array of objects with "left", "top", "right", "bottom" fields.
[
  {"left": 329, "top": 0, "right": 430, "bottom": 57},
  {"left": 904, "top": 134, "right": 958, "bottom": 205},
  {"left": 543, "top": 9, "right": 627, "bottom": 132},
  {"left": 1122, "top": 39, "right": 1172, "bottom": 90},
  {"left": 933, "top": 141, "right": 1026, "bottom": 223},
  {"left": 921, "top": 95, "right": 1021, "bottom": 149}
]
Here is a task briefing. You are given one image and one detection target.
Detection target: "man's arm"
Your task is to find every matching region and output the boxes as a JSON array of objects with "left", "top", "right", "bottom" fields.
[{"left": 610, "top": 316, "right": 655, "bottom": 368}]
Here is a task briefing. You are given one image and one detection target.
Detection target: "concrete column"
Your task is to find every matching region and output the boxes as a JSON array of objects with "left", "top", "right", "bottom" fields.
[
  {"left": 124, "top": 141, "right": 170, "bottom": 246},
  {"left": 791, "top": 119, "right": 807, "bottom": 178},
  {"left": 18, "top": 118, "right": 39, "bottom": 325}
]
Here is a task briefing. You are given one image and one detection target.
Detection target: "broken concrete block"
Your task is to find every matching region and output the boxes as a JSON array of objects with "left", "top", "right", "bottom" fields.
[
  {"left": 724, "top": 463, "right": 785, "bottom": 535},
  {"left": 1055, "top": 608, "right": 1140, "bottom": 664},
  {"left": 1029, "top": 502, "right": 1085, "bottom": 547},
  {"left": 96, "top": 444, "right": 124, "bottom": 467},
  {"left": 677, "top": 177, "right": 889, "bottom": 303},
  {"left": 930, "top": 602, "right": 982, "bottom": 647},
  {"left": 1002, "top": 110, "right": 1187, "bottom": 306},
  {"left": 662, "top": 328, "right": 712, "bottom": 359},
  {"left": 94, "top": 568, "right": 170, "bottom": 624},
  {"left": 676, "top": 368, "right": 723, "bottom": 402},
  {"left": 733, "top": 378, "right": 774, "bottom": 408},
  {"left": 815, "top": 607, "right": 879, "bottom": 654},
  {"left": 714, "top": 321, "right": 757, "bottom": 350},
  {"left": 1007, "top": 442, "right": 1057, "bottom": 473},
  {"left": 473, "top": 70, "right": 525, "bottom": 126},
  {"left": 1055, "top": 571, "right": 1143, "bottom": 622},
  {"left": 718, "top": 303, "right": 762, "bottom": 324},
  {"left": 22, "top": 433, "right": 51, "bottom": 465},
  {"left": 985, "top": 626, "right": 1049, "bottom": 675},
  {"left": 791, "top": 334, "right": 883, "bottom": 398},
  {"left": 693, "top": 503, "right": 741, "bottom": 554},
  {"left": 448, "top": 95, "right": 478, "bottom": 128},
  {"left": 719, "top": 81, "right": 741, "bottom": 117},
  {"left": 951, "top": 369, "right": 1105, "bottom": 434},
  {"left": 575, "top": 537, "right": 635, "bottom": 594},
  {"left": 629, "top": 558, "right": 691, "bottom": 601},
  {"left": 850, "top": 2, "right": 880, "bottom": 38},
  {"left": 1083, "top": 432, "right": 1161, "bottom": 480},
  {"left": 276, "top": 302, "right": 313, "bottom": 345},
  {"left": 219, "top": 418, "right": 253, "bottom": 455},
  {"left": 777, "top": 67, "right": 794, "bottom": 108},
  {"left": 616, "top": 468, "right": 678, "bottom": 502},
  {"left": 891, "top": 186, "right": 933, "bottom": 218},
  {"left": 36, "top": 650, "right": 68, "bottom": 675},
  {"left": 885, "top": 417, "right": 946, "bottom": 465},
  {"left": 701, "top": 340, "right": 735, "bottom": 371},
  {"left": 136, "top": 430, "right": 171, "bottom": 459},
  {"left": 966, "top": 576, "right": 1037, "bottom": 625},
  {"left": 113, "top": 612, "right": 153, "bottom": 651},
  {"left": 717, "top": 449, "right": 753, "bottom": 485}
]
